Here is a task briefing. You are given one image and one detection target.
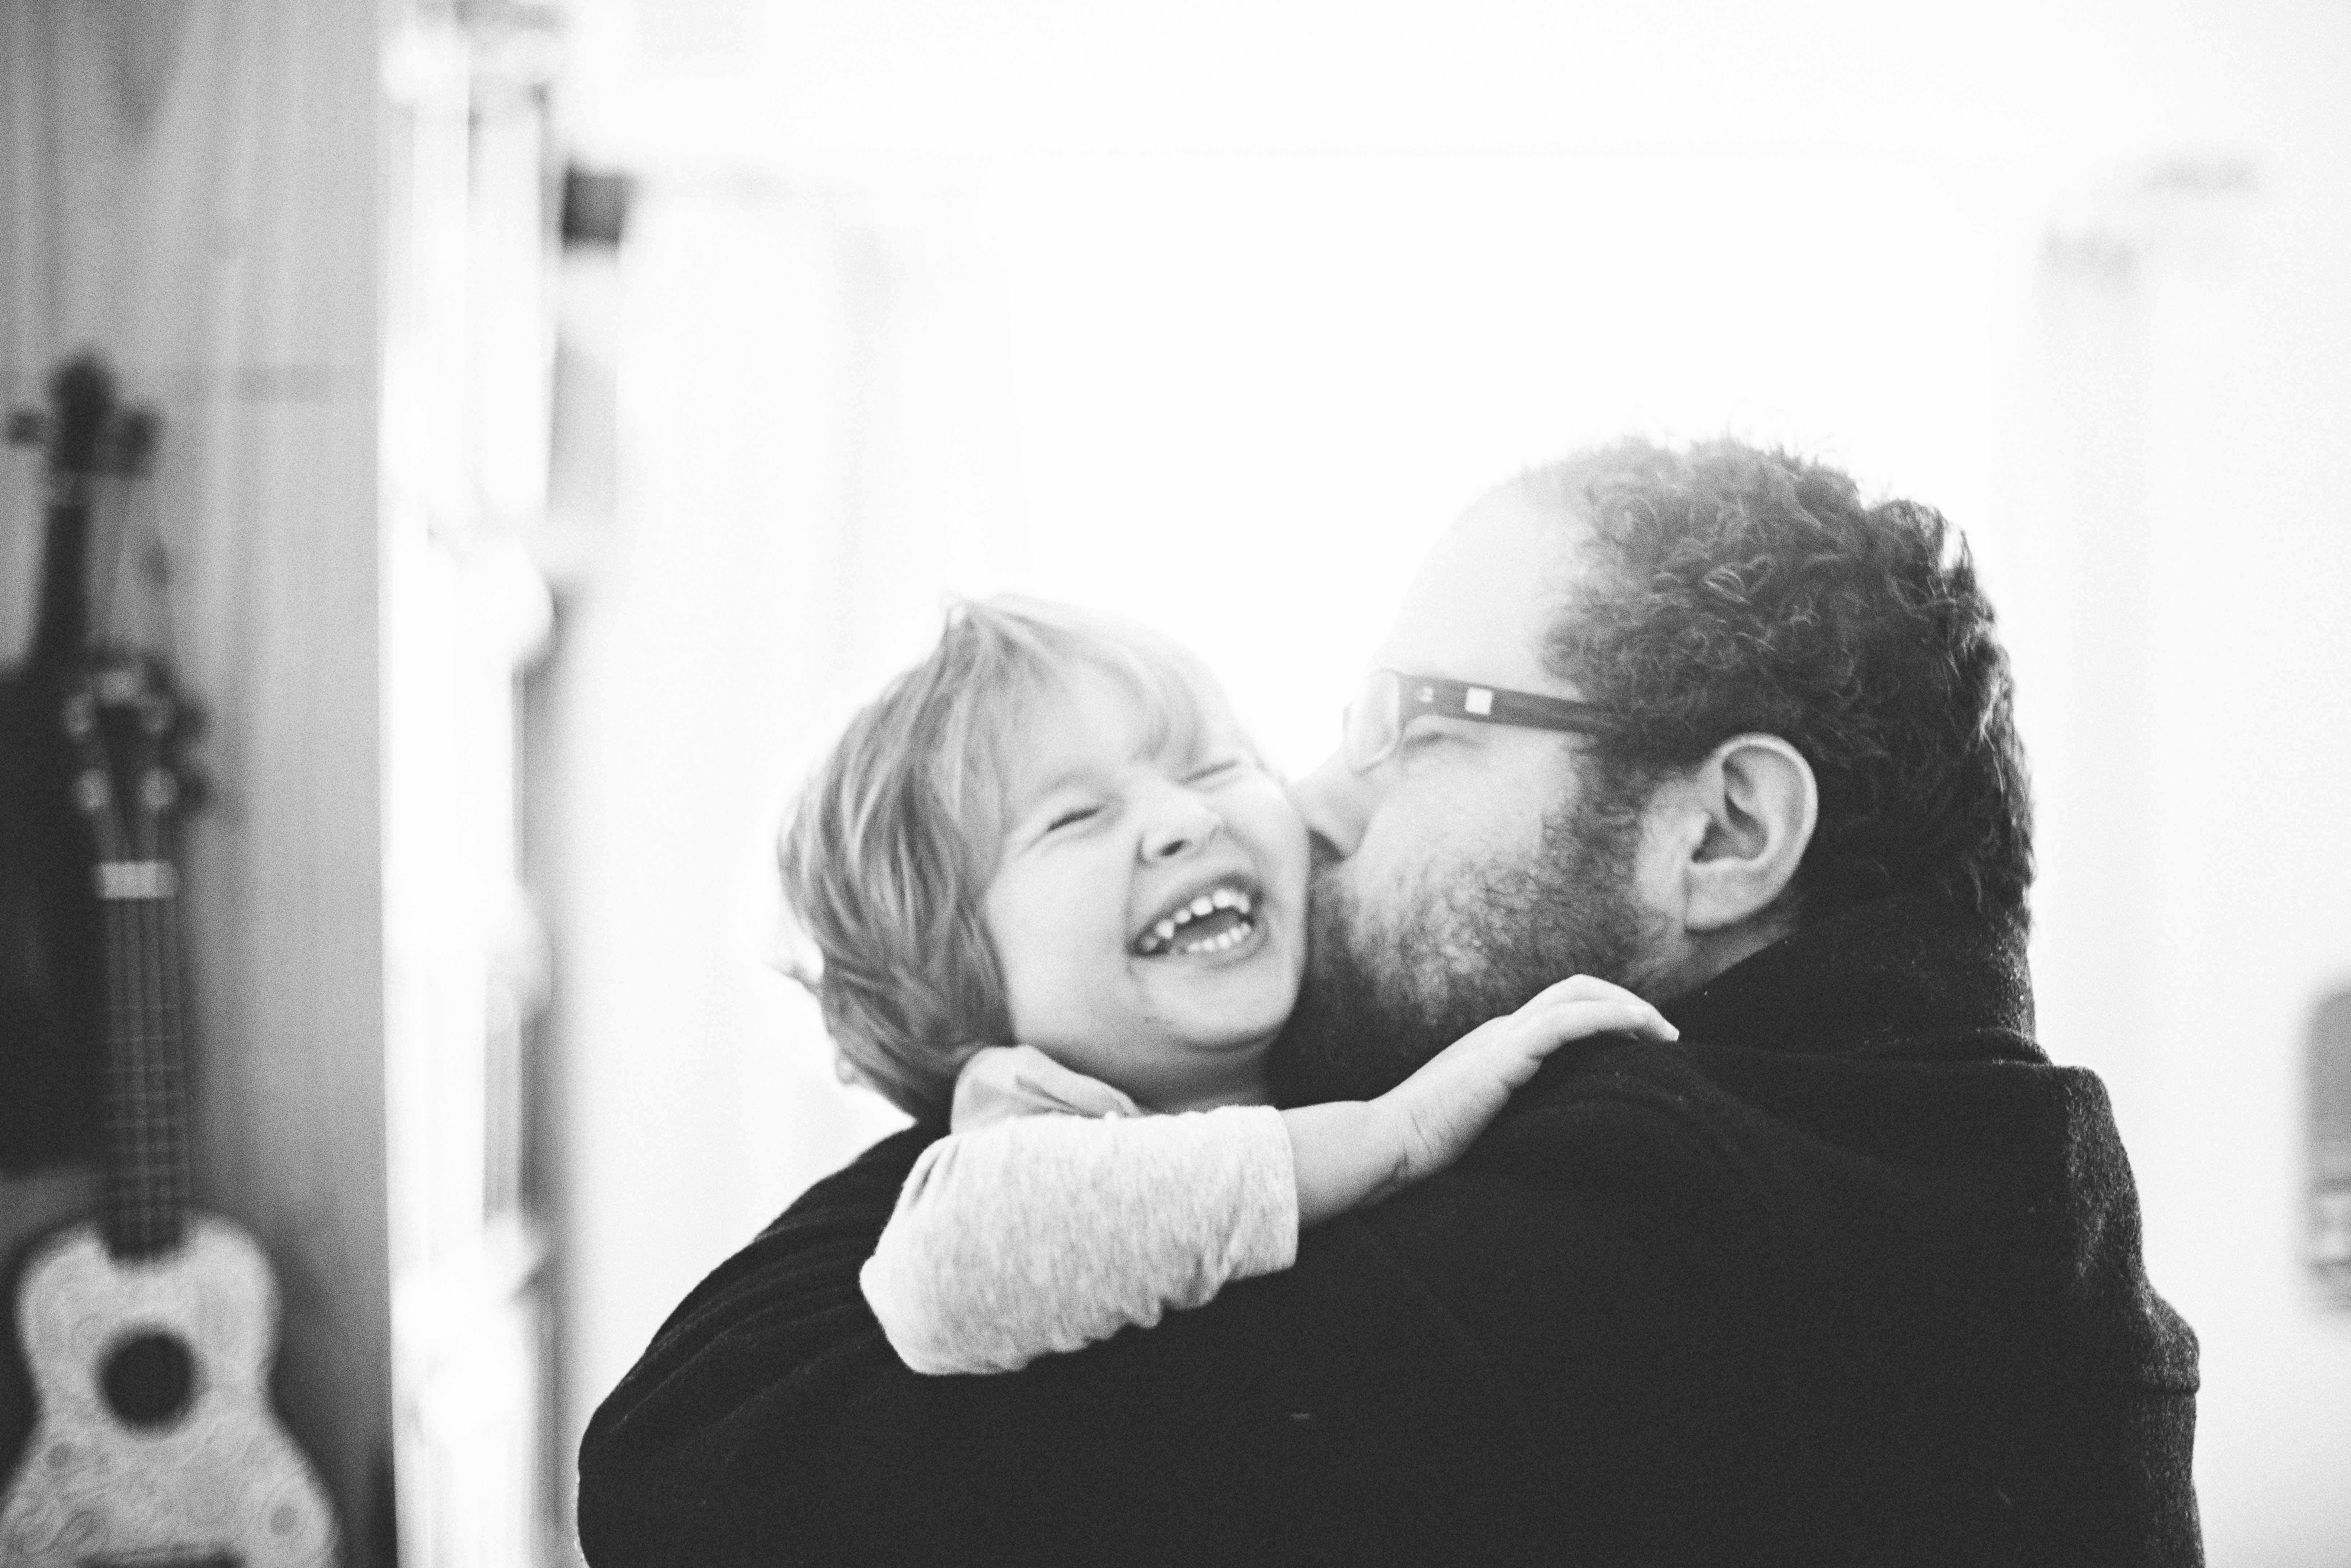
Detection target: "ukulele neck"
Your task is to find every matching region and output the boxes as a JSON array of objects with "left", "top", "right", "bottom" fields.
[{"left": 97, "top": 848, "right": 192, "bottom": 1260}]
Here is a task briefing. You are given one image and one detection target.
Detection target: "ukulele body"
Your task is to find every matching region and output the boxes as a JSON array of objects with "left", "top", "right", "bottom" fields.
[{"left": 0, "top": 1213, "right": 337, "bottom": 1567}]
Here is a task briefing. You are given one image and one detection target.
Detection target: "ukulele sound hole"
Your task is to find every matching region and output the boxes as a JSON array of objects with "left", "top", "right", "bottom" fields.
[{"left": 99, "top": 1330, "right": 196, "bottom": 1427}]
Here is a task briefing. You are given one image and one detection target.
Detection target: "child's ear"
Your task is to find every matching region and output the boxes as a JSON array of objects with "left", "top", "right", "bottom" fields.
[{"left": 1677, "top": 734, "right": 1818, "bottom": 933}]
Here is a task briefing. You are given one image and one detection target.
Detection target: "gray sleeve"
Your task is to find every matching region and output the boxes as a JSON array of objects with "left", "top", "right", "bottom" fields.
[{"left": 859, "top": 1104, "right": 1299, "bottom": 1376}]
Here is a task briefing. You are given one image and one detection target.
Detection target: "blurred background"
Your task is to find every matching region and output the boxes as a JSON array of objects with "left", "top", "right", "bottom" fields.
[{"left": 3, "top": 0, "right": 2348, "bottom": 1563}]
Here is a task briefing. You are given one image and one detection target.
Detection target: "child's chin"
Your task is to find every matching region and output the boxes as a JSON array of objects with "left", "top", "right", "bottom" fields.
[{"left": 1174, "top": 1002, "right": 1289, "bottom": 1054}]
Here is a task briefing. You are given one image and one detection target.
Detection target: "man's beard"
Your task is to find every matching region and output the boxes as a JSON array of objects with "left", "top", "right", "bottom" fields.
[{"left": 1270, "top": 778, "right": 1657, "bottom": 1107}]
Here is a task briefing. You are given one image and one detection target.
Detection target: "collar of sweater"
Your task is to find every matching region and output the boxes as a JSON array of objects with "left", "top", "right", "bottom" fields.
[{"left": 1657, "top": 891, "right": 2037, "bottom": 1061}]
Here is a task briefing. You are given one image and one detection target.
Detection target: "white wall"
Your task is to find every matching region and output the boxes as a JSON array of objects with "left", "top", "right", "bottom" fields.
[
  {"left": 1996, "top": 159, "right": 2351, "bottom": 1560},
  {"left": 542, "top": 179, "right": 1011, "bottom": 1533}
]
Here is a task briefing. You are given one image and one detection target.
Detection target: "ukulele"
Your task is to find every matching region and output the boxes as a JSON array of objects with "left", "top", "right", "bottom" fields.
[{"left": 0, "top": 359, "right": 337, "bottom": 1567}]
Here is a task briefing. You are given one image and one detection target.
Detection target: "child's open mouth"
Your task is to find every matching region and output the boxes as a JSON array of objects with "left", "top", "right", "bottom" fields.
[{"left": 1132, "top": 879, "right": 1260, "bottom": 958}]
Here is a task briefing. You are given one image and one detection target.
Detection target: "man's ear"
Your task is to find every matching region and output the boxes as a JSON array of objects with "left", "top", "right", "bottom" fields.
[{"left": 1677, "top": 734, "right": 1818, "bottom": 933}]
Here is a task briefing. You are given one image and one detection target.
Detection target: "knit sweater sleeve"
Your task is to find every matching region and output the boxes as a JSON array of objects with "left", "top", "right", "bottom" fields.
[{"left": 860, "top": 1102, "right": 1300, "bottom": 1375}]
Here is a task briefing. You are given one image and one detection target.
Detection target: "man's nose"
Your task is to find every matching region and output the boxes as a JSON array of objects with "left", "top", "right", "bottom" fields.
[
  {"left": 1139, "top": 787, "right": 1223, "bottom": 863},
  {"left": 1292, "top": 748, "right": 1372, "bottom": 863}
]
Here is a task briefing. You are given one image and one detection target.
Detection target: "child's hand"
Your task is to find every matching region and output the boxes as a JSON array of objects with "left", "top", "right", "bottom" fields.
[
  {"left": 1374, "top": 975, "right": 1676, "bottom": 1192},
  {"left": 1282, "top": 976, "right": 1675, "bottom": 1228}
]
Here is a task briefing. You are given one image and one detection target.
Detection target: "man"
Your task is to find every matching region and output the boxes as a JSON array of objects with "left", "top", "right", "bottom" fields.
[{"left": 578, "top": 438, "right": 2201, "bottom": 1565}]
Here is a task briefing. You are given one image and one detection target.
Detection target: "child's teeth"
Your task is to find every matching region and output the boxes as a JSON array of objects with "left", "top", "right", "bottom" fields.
[
  {"left": 1173, "top": 920, "right": 1255, "bottom": 955},
  {"left": 1144, "top": 887, "right": 1261, "bottom": 955}
]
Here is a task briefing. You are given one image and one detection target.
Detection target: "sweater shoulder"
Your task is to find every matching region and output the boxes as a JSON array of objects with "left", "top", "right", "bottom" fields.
[{"left": 1465, "top": 1041, "right": 1775, "bottom": 1234}]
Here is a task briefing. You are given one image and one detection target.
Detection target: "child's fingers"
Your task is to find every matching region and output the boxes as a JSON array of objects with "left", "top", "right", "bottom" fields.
[
  {"left": 1423, "top": 978, "right": 1677, "bottom": 1087},
  {"left": 1536, "top": 997, "right": 1676, "bottom": 1042},
  {"left": 1515, "top": 974, "right": 1632, "bottom": 1011},
  {"left": 1500, "top": 996, "right": 1677, "bottom": 1054},
  {"left": 1442, "top": 996, "right": 1673, "bottom": 1096},
  {"left": 1516, "top": 976, "right": 1674, "bottom": 1034}
]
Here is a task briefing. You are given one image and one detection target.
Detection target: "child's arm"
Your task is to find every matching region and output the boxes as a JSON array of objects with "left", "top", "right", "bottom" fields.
[
  {"left": 861, "top": 1100, "right": 1298, "bottom": 1375},
  {"left": 1290, "top": 975, "right": 1675, "bottom": 1225},
  {"left": 863, "top": 978, "right": 1673, "bottom": 1376}
]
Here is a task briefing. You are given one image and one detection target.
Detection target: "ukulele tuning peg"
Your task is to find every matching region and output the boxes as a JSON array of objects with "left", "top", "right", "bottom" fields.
[
  {"left": 6, "top": 407, "right": 41, "bottom": 446},
  {"left": 62, "top": 691, "right": 97, "bottom": 737},
  {"left": 142, "top": 769, "right": 178, "bottom": 812},
  {"left": 75, "top": 771, "right": 110, "bottom": 815}
]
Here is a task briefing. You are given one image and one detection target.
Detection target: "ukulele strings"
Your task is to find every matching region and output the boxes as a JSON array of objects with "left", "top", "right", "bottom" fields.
[
  {"left": 100, "top": 724, "right": 188, "bottom": 1259},
  {"left": 149, "top": 812, "right": 189, "bottom": 1239},
  {"left": 103, "top": 821, "right": 145, "bottom": 1254},
  {"left": 102, "top": 827, "right": 142, "bottom": 1254},
  {"left": 136, "top": 772, "right": 186, "bottom": 1253}
]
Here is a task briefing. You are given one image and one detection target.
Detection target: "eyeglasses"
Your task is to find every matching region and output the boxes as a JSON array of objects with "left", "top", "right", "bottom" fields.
[{"left": 1341, "top": 668, "right": 1616, "bottom": 774}]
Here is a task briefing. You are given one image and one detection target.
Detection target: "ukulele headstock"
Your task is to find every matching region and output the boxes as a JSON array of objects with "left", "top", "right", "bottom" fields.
[
  {"left": 7, "top": 353, "right": 157, "bottom": 481},
  {"left": 63, "top": 654, "right": 200, "bottom": 872}
]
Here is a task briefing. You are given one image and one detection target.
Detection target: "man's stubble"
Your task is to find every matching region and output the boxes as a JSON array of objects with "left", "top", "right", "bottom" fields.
[{"left": 1270, "top": 773, "right": 1661, "bottom": 1107}]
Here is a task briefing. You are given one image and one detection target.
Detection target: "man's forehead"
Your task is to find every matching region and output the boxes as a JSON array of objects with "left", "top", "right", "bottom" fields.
[{"left": 1372, "top": 485, "right": 1588, "bottom": 693}]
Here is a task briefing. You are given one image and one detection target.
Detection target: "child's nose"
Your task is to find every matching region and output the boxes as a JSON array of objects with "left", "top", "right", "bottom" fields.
[{"left": 1139, "top": 790, "right": 1223, "bottom": 863}]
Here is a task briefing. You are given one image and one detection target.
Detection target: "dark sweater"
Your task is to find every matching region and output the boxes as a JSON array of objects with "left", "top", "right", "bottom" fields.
[{"left": 577, "top": 894, "right": 2202, "bottom": 1566}]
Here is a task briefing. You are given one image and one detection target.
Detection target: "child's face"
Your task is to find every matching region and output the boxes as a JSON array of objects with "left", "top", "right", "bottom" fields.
[{"left": 982, "top": 666, "right": 1309, "bottom": 1111}]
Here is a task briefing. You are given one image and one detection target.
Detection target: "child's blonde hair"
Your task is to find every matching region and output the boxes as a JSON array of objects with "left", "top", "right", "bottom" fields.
[{"left": 779, "top": 595, "right": 1221, "bottom": 1122}]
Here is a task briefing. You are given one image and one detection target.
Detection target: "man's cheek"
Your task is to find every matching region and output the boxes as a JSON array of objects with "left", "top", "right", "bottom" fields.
[
  {"left": 1334, "top": 841, "right": 1421, "bottom": 929},
  {"left": 1365, "top": 816, "right": 1483, "bottom": 906}
]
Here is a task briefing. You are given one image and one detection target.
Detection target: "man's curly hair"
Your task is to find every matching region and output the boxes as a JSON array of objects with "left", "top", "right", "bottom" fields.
[{"left": 1527, "top": 437, "right": 2033, "bottom": 933}]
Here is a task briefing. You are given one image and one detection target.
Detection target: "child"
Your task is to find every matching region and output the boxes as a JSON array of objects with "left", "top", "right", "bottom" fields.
[{"left": 778, "top": 596, "right": 1674, "bottom": 1375}]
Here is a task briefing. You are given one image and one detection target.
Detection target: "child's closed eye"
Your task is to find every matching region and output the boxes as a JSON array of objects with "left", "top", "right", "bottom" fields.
[{"left": 1046, "top": 803, "right": 1101, "bottom": 832}]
